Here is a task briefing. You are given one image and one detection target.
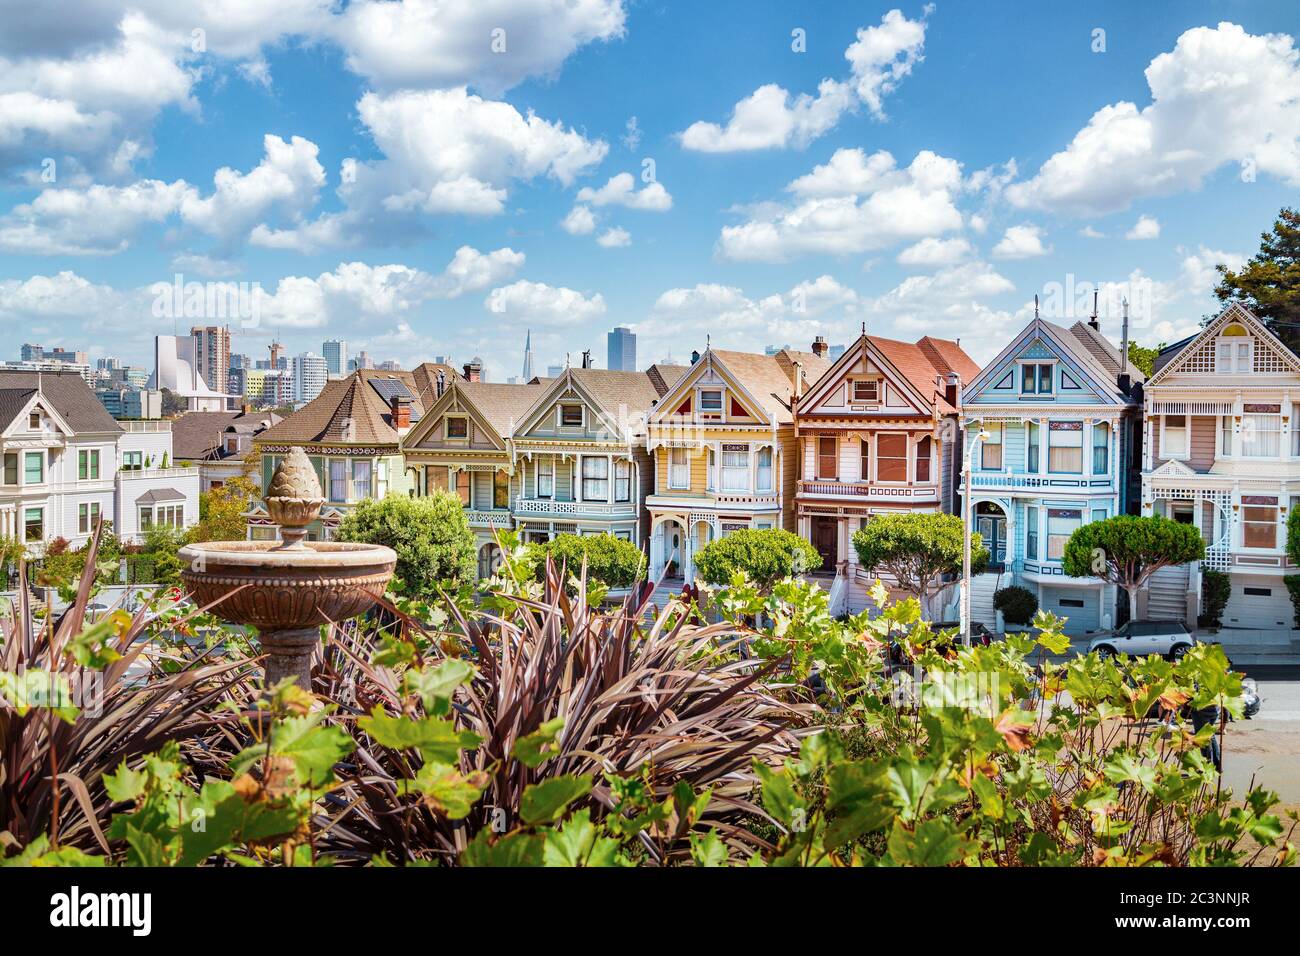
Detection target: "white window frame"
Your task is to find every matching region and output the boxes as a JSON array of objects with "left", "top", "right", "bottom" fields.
[
  {"left": 614, "top": 459, "right": 631, "bottom": 502},
  {"left": 580, "top": 455, "right": 609, "bottom": 501},
  {"left": 1214, "top": 337, "right": 1253, "bottom": 373},
  {"left": 558, "top": 404, "right": 584, "bottom": 428},
  {"left": 720, "top": 445, "right": 750, "bottom": 492},
  {"left": 1241, "top": 503, "right": 1279, "bottom": 551},
  {"left": 755, "top": 446, "right": 774, "bottom": 493},
  {"left": 536, "top": 458, "right": 554, "bottom": 498},
  {"left": 1240, "top": 413, "right": 1282, "bottom": 459},
  {"left": 698, "top": 388, "right": 723, "bottom": 414},
  {"left": 668, "top": 447, "right": 690, "bottom": 490},
  {"left": 444, "top": 414, "right": 469, "bottom": 440},
  {"left": 1160, "top": 414, "right": 1189, "bottom": 461},
  {"left": 1019, "top": 361, "right": 1055, "bottom": 395},
  {"left": 851, "top": 379, "right": 880, "bottom": 404},
  {"left": 78, "top": 501, "right": 100, "bottom": 535}
]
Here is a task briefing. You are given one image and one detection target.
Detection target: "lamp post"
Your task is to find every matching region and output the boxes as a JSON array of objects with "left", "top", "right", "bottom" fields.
[{"left": 960, "top": 426, "right": 990, "bottom": 647}]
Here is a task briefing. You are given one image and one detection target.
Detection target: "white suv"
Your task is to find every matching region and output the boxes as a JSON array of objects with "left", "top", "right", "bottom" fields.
[{"left": 1089, "top": 620, "right": 1195, "bottom": 661}]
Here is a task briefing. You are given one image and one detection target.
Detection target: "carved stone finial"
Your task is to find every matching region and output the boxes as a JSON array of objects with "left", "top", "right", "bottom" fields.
[{"left": 265, "top": 446, "right": 325, "bottom": 549}]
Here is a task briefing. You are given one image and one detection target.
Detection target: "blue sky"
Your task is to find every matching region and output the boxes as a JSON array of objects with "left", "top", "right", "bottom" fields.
[{"left": 1, "top": 0, "right": 1298, "bottom": 381}]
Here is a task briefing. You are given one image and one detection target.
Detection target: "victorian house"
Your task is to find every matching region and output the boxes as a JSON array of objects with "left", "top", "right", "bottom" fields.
[
  {"left": 793, "top": 333, "right": 978, "bottom": 613},
  {"left": 646, "top": 345, "right": 829, "bottom": 582},
  {"left": 1142, "top": 302, "right": 1300, "bottom": 630},
  {"left": 960, "top": 315, "right": 1143, "bottom": 634},
  {"left": 509, "top": 365, "right": 683, "bottom": 549},
  {"left": 400, "top": 374, "right": 550, "bottom": 577}
]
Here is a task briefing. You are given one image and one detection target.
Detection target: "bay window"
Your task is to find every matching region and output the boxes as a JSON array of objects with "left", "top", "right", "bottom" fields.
[
  {"left": 979, "top": 424, "right": 1002, "bottom": 470},
  {"left": 536, "top": 458, "right": 554, "bottom": 497},
  {"left": 1046, "top": 508, "right": 1082, "bottom": 560},
  {"left": 1162, "top": 415, "right": 1188, "bottom": 458},
  {"left": 817, "top": 436, "right": 837, "bottom": 479},
  {"left": 1241, "top": 413, "right": 1281, "bottom": 457},
  {"left": 668, "top": 447, "right": 689, "bottom": 489},
  {"left": 1091, "top": 424, "right": 1109, "bottom": 474},
  {"left": 1048, "top": 422, "right": 1083, "bottom": 473},
  {"left": 756, "top": 447, "right": 773, "bottom": 492},
  {"left": 720, "top": 444, "right": 749, "bottom": 491},
  {"left": 877, "top": 433, "right": 908, "bottom": 482},
  {"left": 614, "top": 460, "right": 631, "bottom": 502},
  {"left": 915, "top": 436, "right": 932, "bottom": 482},
  {"left": 581, "top": 456, "right": 609, "bottom": 500}
]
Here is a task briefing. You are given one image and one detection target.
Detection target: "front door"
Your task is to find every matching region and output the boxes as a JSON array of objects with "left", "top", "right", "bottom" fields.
[
  {"left": 812, "top": 516, "right": 839, "bottom": 571},
  {"left": 977, "top": 515, "right": 1006, "bottom": 568}
]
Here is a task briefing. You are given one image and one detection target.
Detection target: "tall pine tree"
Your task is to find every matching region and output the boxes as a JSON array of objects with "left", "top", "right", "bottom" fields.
[{"left": 1215, "top": 207, "right": 1300, "bottom": 350}]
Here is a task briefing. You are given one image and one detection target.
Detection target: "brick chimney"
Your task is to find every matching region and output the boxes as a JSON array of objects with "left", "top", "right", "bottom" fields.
[
  {"left": 945, "top": 372, "right": 961, "bottom": 409},
  {"left": 811, "top": 335, "right": 828, "bottom": 358},
  {"left": 462, "top": 359, "right": 482, "bottom": 382},
  {"left": 390, "top": 394, "right": 411, "bottom": 431}
]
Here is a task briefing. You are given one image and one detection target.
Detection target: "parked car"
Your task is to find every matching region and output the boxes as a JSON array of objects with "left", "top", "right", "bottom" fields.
[{"left": 1089, "top": 620, "right": 1195, "bottom": 660}]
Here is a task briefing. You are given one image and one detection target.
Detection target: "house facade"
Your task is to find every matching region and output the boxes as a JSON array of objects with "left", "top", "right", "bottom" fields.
[
  {"left": 172, "top": 408, "right": 282, "bottom": 492},
  {"left": 1142, "top": 302, "right": 1300, "bottom": 630},
  {"left": 793, "top": 333, "right": 978, "bottom": 611},
  {"left": 0, "top": 370, "right": 198, "bottom": 552},
  {"left": 646, "top": 347, "right": 828, "bottom": 581},
  {"left": 961, "top": 316, "right": 1144, "bottom": 634}
]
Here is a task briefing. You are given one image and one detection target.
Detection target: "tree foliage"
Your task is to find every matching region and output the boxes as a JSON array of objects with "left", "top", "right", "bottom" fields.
[
  {"left": 336, "top": 491, "right": 476, "bottom": 595},
  {"left": 693, "top": 528, "right": 821, "bottom": 591},
  {"left": 852, "top": 513, "right": 987, "bottom": 616},
  {"left": 1061, "top": 515, "right": 1205, "bottom": 611},
  {"left": 1126, "top": 341, "right": 1164, "bottom": 377},
  {"left": 528, "top": 533, "right": 645, "bottom": 588},
  {"left": 1215, "top": 206, "right": 1300, "bottom": 349},
  {"left": 993, "top": 585, "right": 1038, "bottom": 626},
  {"left": 190, "top": 474, "right": 259, "bottom": 543}
]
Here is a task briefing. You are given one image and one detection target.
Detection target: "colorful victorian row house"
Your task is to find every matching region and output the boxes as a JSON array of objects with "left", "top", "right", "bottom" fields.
[
  {"left": 792, "top": 333, "right": 979, "bottom": 613},
  {"left": 1141, "top": 303, "right": 1300, "bottom": 630},
  {"left": 960, "top": 315, "right": 1144, "bottom": 634},
  {"left": 645, "top": 346, "right": 830, "bottom": 582}
]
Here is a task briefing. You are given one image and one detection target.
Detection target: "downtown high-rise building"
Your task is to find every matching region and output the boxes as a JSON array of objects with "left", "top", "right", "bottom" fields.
[
  {"left": 191, "top": 326, "right": 231, "bottom": 394},
  {"left": 292, "top": 352, "right": 328, "bottom": 404},
  {"left": 607, "top": 326, "right": 636, "bottom": 371},
  {"left": 323, "top": 339, "right": 348, "bottom": 376}
]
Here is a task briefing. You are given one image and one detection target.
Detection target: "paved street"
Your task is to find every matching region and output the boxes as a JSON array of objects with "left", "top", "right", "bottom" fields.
[{"left": 1223, "top": 678, "right": 1300, "bottom": 806}]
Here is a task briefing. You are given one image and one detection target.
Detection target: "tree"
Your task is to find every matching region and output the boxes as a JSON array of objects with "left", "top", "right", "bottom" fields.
[
  {"left": 336, "top": 492, "right": 476, "bottom": 595},
  {"left": 1060, "top": 515, "right": 1205, "bottom": 616},
  {"left": 851, "top": 513, "right": 987, "bottom": 618},
  {"left": 693, "top": 528, "right": 821, "bottom": 592},
  {"left": 1215, "top": 206, "right": 1300, "bottom": 349},
  {"left": 1126, "top": 341, "right": 1164, "bottom": 377},
  {"left": 189, "top": 475, "right": 259, "bottom": 543},
  {"left": 529, "top": 533, "right": 645, "bottom": 589}
]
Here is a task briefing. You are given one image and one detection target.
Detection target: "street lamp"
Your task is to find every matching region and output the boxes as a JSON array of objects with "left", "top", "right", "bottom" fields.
[{"left": 960, "top": 427, "right": 990, "bottom": 647}]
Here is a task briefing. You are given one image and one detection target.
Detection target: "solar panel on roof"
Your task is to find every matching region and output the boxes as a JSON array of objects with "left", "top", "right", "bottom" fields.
[{"left": 368, "top": 377, "right": 412, "bottom": 403}]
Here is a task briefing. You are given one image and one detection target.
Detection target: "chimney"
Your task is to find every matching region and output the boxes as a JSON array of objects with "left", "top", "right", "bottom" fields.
[
  {"left": 811, "top": 335, "right": 828, "bottom": 358},
  {"left": 581, "top": 349, "right": 592, "bottom": 369},
  {"left": 1088, "top": 289, "right": 1101, "bottom": 330},
  {"left": 390, "top": 394, "right": 411, "bottom": 431},
  {"left": 791, "top": 360, "right": 804, "bottom": 400},
  {"left": 945, "top": 371, "right": 961, "bottom": 409},
  {"left": 436, "top": 369, "right": 447, "bottom": 396},
  {"left": 690, "top": 349, "right": 700, "bottom": 365},
  {"left": 462, "top": 359, "right": 482, "bottom": 382}
]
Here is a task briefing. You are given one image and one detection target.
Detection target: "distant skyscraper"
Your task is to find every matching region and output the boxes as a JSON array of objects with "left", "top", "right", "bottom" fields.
[
  {"left": 323, "top": 339, "right": 347, "bottom": 376},
  {"left": 292, "top": 352, "right": 328, "bottom": 404},
  {"left": 228, "top": 353, "right": 251, "bottom": 371},
  {"left": 191, "top": 326, "right": 231, "bottom": 394},
  {"left": 97, "top": 356, "right": 121, "bottom": 371},
  {"left": 20, "top": 344, "right": 43, "bottom": 361},
  {"left": 268, "top": 339, "right": 284, "bottom": 372},
  {"left": 521, "top": 329, "right": 534, "bottom": 380},
  {"left": 607, "top": 327, "right": 635, "bottom": 371},
  {"left": 349, "top": 350, "right": 374, "bottom": 371},
  {"left": 547, "top": 364, "right": 564, "bottom": 378}
]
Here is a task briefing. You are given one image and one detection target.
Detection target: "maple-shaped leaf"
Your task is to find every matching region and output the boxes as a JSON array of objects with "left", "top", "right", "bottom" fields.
[{"left": 995, "top": 710, "right": 1034, "bottom": 752}]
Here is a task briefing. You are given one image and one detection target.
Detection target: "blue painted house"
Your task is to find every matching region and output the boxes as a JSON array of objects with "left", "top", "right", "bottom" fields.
[{"left": 959, "top": 316, "right": 1144, "bottom": 634}]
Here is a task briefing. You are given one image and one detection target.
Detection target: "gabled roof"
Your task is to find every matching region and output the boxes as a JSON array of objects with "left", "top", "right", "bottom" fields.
[
  {"left": 257, "top": 368, "right": 423, "bottom": 445},
  {"left": 646, "top": 363, "right": 689, "bottom": 396},
  {"left": 516, "top": 368, "right": 671, "bottom": 438},
  {"left": 1067, "top": 321, "right": 1146, "bottom": 384},
  {"left": 172, "top": 409, "right": 282, "bottom": 460},
  {"left": 0, "top": 369, "right": 122, "bottom": 434},
  {"left": 706, "top": 349, "right": 831, "bottom": 424},
  {"left": 963, "top": 317, "right": 1136, "bottom": 404},
  {"left": 1146, "top": 301, "right": 1300, "bottom": 385},
  {"left": 801, "top": 334, "right": 978, "bottom": 416},
  {"left": 459, "top": 380, "right": 554, "bottom": 436}
]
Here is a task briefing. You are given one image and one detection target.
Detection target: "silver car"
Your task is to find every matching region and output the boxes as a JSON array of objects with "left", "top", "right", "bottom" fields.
[{"left": 1089, "top": 620, "right": 1195, "bottom": 660}]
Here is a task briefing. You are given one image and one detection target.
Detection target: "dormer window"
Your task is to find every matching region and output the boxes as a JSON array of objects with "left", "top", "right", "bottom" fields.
[
  {"left": 1215, "top": 338, "right": 1252, "bottom": 373},
  {"left": 851, "top": 379, "right": 880, "bottom": 403},
  {"left": 1020, "top": 363, "right": 1053, "bottom": 394},
  {"left": 28, "top": 412, "right": 40, "bottom": 430},
  {"left": 445, "top": 415, "right": 469, "bottom": 439},
  {"left": 699, "top": 390, "right": 723, "bottom": 413},
  {"left": 560, "top": 404, "right": 583, "bottom": 427}
]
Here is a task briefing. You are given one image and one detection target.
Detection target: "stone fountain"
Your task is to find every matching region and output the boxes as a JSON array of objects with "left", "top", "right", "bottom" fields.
[{"left": 179, "top": 447, "right": 397, "bottom": 690}]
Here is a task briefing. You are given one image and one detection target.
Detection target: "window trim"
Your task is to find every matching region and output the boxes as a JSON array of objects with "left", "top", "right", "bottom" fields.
[
  {"left": 536, "top": 458, "right": 554, "bottom": 498},
  {"left": 755, "top": 446, "right": 774, "bottom": 493},
  {"left": 876, "top": 432, "right": 909, "bottom": 484},
  {"left": 1160, "top": 414, "right": 1190, "bottom": 461},
  {"left": 444, "top": 414, "right": 469, "bottom": 441},
  {"left": 667, "top": 446, "right": 690, "bottom": 490},
  {"left": 558, "top": 404, "right": 584, "bottom": 428},
  {"left": 850, "top": 378, "right": 880, "bottom": 404}
]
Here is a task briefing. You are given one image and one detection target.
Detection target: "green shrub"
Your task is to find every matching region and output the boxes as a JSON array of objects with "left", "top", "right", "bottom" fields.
[
  {"left": 693, "top": 528, "right": 821, "bottom": 591},
  {"left": 852, "top": 512, "right": 987, "bottom": 617},
  {"left": 1199, "top": 569, "right": 1231, "bottom": 629},
  {"left": 1285, "top": 575, "right": 1300, "bottom": 629},
  {"left": 336, "top": 492, "right": 476, "bottom": 595},
  {"left": 528, "top": 533, "right": 645, "bottom": 588},
  {"left": 993, "top": 585, "right": 1038, "bottom": 625}
]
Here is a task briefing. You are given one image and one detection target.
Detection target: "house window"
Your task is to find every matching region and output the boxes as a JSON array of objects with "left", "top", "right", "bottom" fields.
[
  {"left": 699, "top": 390, "right": 723, "bottom": 412},
  {"left": 1162, "top": 415, "right": 1188, "bottom": 458},
  {"left": 721, "top": 444, "right": 750, "bottom": 491},
  {"left": 668, "top": 447, "right": 689, "bottom": 489},
  {"left": 877, "top": 433, "right": 908, "bottom": 482},
  {"left": 613, "top": 529, "right": 632, "bottom": 541},
  {"left": 1092, "top": 425, "right": 1109, "bottom": 474},
  {"left": 352, "top": 460, "right": 372, "bottom": 500},
  {"left": 376, "top": 459, "right": 389, "bottom": 498},
  {"left": 705, "top": 447, "right": 716, "bottom": 490},
  {"left": 1215, "top": 339, "right": 1252, "bottom": 373},
  {"left": 493, "top": 470, "right": 510, "bottom": 508},
  {"left": 560, "top": 405, "right": 583, "bottom": 427},
  {"left": 23, "top": 451, "right": 43, "bottom": 485},
  {"left": 817, "top": 436, "right": 837, "bottom": 479},
  {"left": 426, "top": 465, "right": 449, "bottom": 493},
  {"left": 3, "top": 453, "right": 16, "bottom": 485},
  {"left": 859, "top": 438, "right": 870, "bottom": 482},
  {"left": 1047, "top": 508, "right": 1082, "bottom": 560},
  {"left": 1020, "top": 363, "right": 1053, "bottom": 394},
  {"left": 614, "top": 460, "right": 631, "bottom": 502},
  {"left": 1243, "top": 504, "right": 1278, "bottom": 549},
  {"left": 756, "top": 447, "right": 773, "bottom": 492},
  {"left": 455, "top": 471, "right": 471, "bottom": 507},
  {"left": 1091, "top": 507, "right": 1108, "bottom": 524},
  {"left": 328, "top": 459, "right": 348, "bottom": 501},
  {"left": 915, "top": 436, "right": 932, "bottom": 482},
  {"left": 536, "top": 459, "right": 554, "bottom": 497},
  {"left": 1027, "top": 422, "right": 1040, "bottom": 471},
  {"left": 155, "top": 505, "right": 184, "bottom": 528},
  {"left": 29, "top": 412, "right": 40, "bottom": 430},
  {"left": 225, "top": 436, "right": 241, "bottom": 453},
  {"left": 852, "top": 379, "right": 879, "bottom": 403},
  {"left": 445, "top": 416, "right": 468, "bottom": 439},
  {"left": 1241, "top": 414, "right": 1281, "bottom": 457},
  {"left": 78, "top": 502, "right": 100, "bottom": 535},
  {"left": 1048, "top": 422, "right": 1083, "bottom": 473},
  {"left": 24, "top": 507, "right": 43, "bottom": 542},
  {"left": 123, "top": 451, "right": 143, "bottom": 471},
  {"left": 1025, "top": 506, "right": 1039, "bottom": 560},
  {"left": 139, "top": 507, "right": 153, "bottom": 531},
  {"left": 581, "top": 456, "right": 609, "bottom": 500},
  {"left": 980, "top": 424, "right": 1002, "bottom": 470}
]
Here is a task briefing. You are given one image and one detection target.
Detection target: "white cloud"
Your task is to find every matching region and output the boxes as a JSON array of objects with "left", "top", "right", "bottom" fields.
[
  {"left": 1080, "top": 226, "right": 1106, "bottom": 239},
  {"left": 0, "top": 270, "right": 124, "bottom": 319},
  {"left": 718, "top": 149, "right": 964, "bottom": 262},
  {"left": 596, "top": 227, "right": 631, "bottom": 248},
  {"left": 484, "top": 280, "right": 606, "bottom": 326},
  {"left": 561, "top": 205, "right": 597, "bottom": 235},
  {"left": 436, "top": 245, "right": 527, "bottom": 297},
  {"left": 897, "top": 236, "right": 973, "bottom": 267},
  {"left": 678, "top": 8, "right": 929, "bottom": 152},
  {"left": 576, "top": 172, "right": 672, "bottom": 211},
  {"left": 1006, "top": 21, "right": 1300, "bottom": 215},
  {"left": 991, "top": 224, "right": 1049, "bottom": 259},
  {"left": 1125, "top": 215, "right": 1161, "bottom": 240}
]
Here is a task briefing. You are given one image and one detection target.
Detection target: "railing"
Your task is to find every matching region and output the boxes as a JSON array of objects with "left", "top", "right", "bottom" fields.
[
  {"left": 967, "top": 473, "right": 1111, "bottom": 489},
  {"left": 514, "top": 497, "right": 635, "bottom": 517},
  {"left": 117, "top": 466, "right": 197, "bottom": 481},
  {"left": 464, "top": 508, "right": 513, "bottom": 528},
  {"left": 799, "top": 479, "right": 937, "bottom": 499},
  {"left": 119, "top": 420, "right": 172, "bottom": 432}
]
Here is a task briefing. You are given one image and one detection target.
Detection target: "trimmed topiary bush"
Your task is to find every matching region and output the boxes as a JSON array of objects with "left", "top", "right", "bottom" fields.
[
  {"left": 993, "top": 585, "right": 1038, "bottom": 626},
  {"left": 694, "top": 528, "right": 821, "bottom": 591},
  {"left": 337, "top": 491, "right": 477, "bottom": 595},
  {"left": 528, "top": 533, "right": 646, "bottom": 589}
]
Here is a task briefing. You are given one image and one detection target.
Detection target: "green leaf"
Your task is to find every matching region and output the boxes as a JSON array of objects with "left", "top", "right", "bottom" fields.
[
  {"left": 397, "top": 763, "right": 487, "bottom": 820},
  {"left": 511, "top": 717, "right": 565, "bottom": 768},
  {"left": 461, "top": 830, "right": 545, "bottom": 867},
  {"left": 404, "top": 659, "right": 477, "bottom": 716},
  {"left": 359, "top": 708, "right": 480, "bottom": 763},
  {"left": 689, "top": 830, "right": 729, "bottom": 867},
  {"left": 519, "top": 775, "right": 592, "bottom": 825},
  {"left": 103, "top": 761, "right": 149, "bottom": 803},
  {"left": 885, "top": 818, "right": 971, "bottom": 867},
  {"left": 541, "top": 809, "right": 628, "bottom": 867}
]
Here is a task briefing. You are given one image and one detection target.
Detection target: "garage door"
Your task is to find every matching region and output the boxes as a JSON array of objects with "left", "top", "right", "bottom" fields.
[
  {"left": 1041, "top": 586, "right": 1100, "bottom": 635},
  {"left": 1222, "top": 575, "right": 1293, "bottom": 630}
]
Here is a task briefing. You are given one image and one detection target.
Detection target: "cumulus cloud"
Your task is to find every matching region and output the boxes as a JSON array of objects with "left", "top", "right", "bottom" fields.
[
  {"left": 576, "top": 172, "right": 672, "bottom": 211},
  {"left": 561, "top": 205, "right": 597, "bottom": 235},
  {"left": 718, "top": 149, "right": 964, "bottom": 262},
  {"left": 897, "top": 236, "right": 973, "bottom": 267},
  {"left": 596, "top": 227, "right": 631, "bottom": 247},
  {"left": 1006, "top": 22, "right": 1300, "bottom": 215},
  {"left": 991, "top": 224, "right": 1049, "bottom": 259},
  {"left": 485, "top": 280, "right": 606, "bottom": 326},
  {"left": 679, "top": 8, "right": 929, "bottom": 152},
  {"left": 1125, "top": 215, "right": 1161, "bottom": 240}
]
